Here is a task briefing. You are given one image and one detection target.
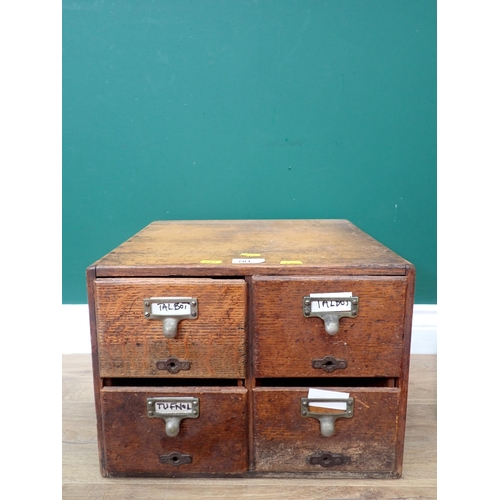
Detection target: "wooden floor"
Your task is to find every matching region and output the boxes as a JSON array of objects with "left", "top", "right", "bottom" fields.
[{"left": 62, "top": 354, "right": 436, "bottom": 499}]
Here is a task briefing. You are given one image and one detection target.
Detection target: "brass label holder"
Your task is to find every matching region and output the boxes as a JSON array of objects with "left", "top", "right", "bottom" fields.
[
  {"left": 143, "top": 297, "right": 198, "bottom": 338},
  {"left": 303, "top": 293, "right": 358, "bottom": 335},
  {"left": 301, "top": 397, "right": 354, "bottom": 437},
  {"left": 147, "top": 397, "right": 199, "bottom": 437}
]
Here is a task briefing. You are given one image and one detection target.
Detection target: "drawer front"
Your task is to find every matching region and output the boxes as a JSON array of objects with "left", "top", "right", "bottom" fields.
[
  {"left": 95, "top": 278, "right": 247, "bottom": 378},
  {"left": 252, "top": 276, "right": 408, "bottom": 378},
  {"left": 101, "top": 386, "right": 248, "bottom": 476},
  {"left": 253, "top": 387, "right": 400, "bottom": 474}
]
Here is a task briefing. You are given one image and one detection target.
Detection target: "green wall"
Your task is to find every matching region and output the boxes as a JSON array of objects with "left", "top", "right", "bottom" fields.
[{"left": 63, "top": 0, "right": 436, "bottom": 304}]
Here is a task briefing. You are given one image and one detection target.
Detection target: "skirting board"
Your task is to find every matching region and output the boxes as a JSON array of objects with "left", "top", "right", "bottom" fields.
[{"left": 60, "top": 304, "right": 437, "bottom": 355}]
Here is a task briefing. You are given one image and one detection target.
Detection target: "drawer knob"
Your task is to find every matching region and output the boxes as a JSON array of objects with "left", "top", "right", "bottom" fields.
[
  {"left": 303, "top": 294, "right": 358, "bottom": 335},
  {"left": 301, "top": 397, "right": 354, "bottom": 437},
  {"left": 147, "top": 397, "right": 199, "bottom": 437},
  {"left": 143, "top": 297, "right": 198, "bottom": 338}
]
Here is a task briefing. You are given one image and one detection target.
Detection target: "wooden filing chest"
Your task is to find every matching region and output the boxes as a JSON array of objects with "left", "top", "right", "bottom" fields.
[{"left": 86, "top": 220, "right": 415, "bottom": 478}]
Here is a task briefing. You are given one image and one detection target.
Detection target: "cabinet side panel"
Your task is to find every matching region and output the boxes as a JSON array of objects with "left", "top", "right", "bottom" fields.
[
  {"left": 86, "top": 266, "right": 107, "bottom": 476},
  {"left": 395, "top": 264, "right": 416, "bottom": 476}
]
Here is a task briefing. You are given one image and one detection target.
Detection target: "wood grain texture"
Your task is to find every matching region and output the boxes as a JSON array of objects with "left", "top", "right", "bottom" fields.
[
  {"left": 63, "top": 483, "right": 436, "bottom": 500},
  {"left": 100, "top": 386, "right": 248, "bottom": 476},
  {"left": 253, "top": 387, "right": 400, "bottom": 475},
  {"left": 95, "top": 278, "right": 247, "bottom": 378},
  {"left": 395, "top": 264, "right": 416, "bottom": 475},
  {"left": 86, "top": 266, "right": 107, "bottom": 476},
  {"left": 62, "top": 354, "right": 436, "bottom": 499},
  {"left": 253, "top": 276, "right": 408, "bottom": 378},
  {"left": 92, "top": 220, "right": 410, "bottom": 277}
]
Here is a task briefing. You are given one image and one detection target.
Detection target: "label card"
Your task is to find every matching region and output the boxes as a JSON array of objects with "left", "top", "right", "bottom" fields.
[
  {"left": 154, "top": 400, "right": 194, "bottom": 415},
  {"left": 307, "top": 388, "right": 350, "bottom": 411},
  {"left": 310, "top": 292, "right": 352, "bottom": 313},
  {"left": 151, "top": 302, "right": 191, "bottom": 316}
]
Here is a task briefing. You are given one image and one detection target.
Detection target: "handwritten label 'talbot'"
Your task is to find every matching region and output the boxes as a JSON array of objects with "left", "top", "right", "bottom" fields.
[
  {"left": 310, "top": 292, "right": 353, "bottom": 313},
  {"left": 151, "top": 302, "right": 191, "bottom": 316}
]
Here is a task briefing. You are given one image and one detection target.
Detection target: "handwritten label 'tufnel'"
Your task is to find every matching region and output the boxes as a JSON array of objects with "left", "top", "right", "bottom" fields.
[{"left": 155, "top": 401, "right": 193, "bottom": 414}]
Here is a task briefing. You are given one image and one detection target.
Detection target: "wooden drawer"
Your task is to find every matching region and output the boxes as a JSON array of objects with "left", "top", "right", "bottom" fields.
[
  {"left": 95, "top": 278, "right": 247, "bottom": 378},
  {"left": 100, "top": 386, "right": 248, "bottom": 476},
  {"left": 253, "top": 386, "right": 400, "bottom": 476},
  {"left": 252, "top": 276, "right": 408, "bottom": 378}
]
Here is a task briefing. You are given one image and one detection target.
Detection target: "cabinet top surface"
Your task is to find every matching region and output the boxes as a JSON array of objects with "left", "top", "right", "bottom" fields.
[{"left": 91, "top": 220, "right": 412, "bottom": 277}]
